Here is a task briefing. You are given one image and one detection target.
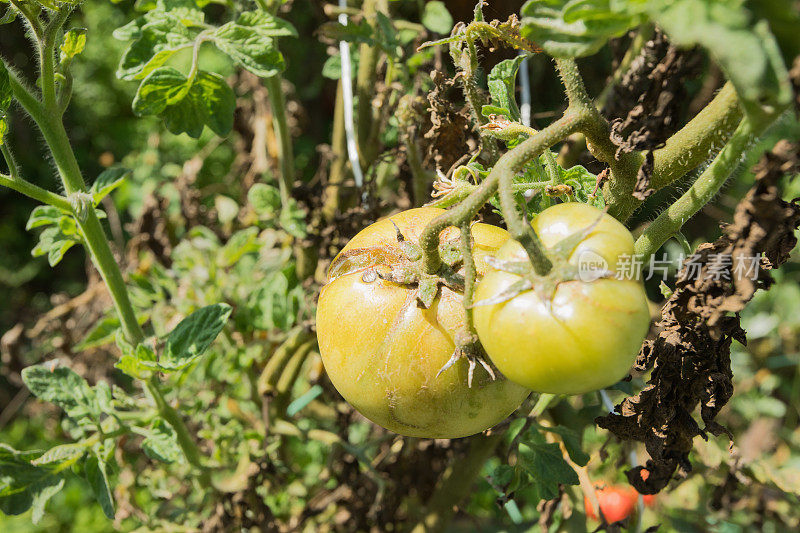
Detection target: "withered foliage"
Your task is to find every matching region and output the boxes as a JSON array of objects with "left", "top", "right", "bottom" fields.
[
  {"left": 422, "top": 70, "right": 475, "bottom": 173},
  {"left": 607, "top": 29, "right": 703, "bottom": 155},
  {"left": 597, "top": 141, "right": 800, "bottom": 494}
]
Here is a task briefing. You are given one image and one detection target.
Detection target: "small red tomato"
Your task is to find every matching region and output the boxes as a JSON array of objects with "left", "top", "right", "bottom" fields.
[{"left": 584, "top": 484, "right": 639, "bottom": 523}]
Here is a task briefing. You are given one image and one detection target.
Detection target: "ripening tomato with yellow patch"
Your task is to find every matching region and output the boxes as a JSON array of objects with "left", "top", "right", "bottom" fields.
[{"left": 316, "top": 208, "right": 529, "bottom": 438}]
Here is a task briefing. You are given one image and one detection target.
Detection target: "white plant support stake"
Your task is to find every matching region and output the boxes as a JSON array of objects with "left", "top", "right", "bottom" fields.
[
  {"left": 519, "top": 52, "right": 532, "bottom": 128},
  {"left": 338, "top": 0, "right": 365, "bottom": 192}
]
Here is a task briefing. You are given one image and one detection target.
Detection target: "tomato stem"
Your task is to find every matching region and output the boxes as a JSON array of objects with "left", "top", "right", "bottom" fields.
[
  {"left": 6, "top": 41, "right": 211, "bottom": 484},
  {"left": 0, "top": 144, "right": 72, "bottom": 210},
  {"left": 265, "top": 74, "right": 295, "bottom": 210},
  {"left": 634, "top": 117, "right": 756, "bottom": 260},
  {"left": 418, "top": 114, "right": 582, "bottom": 275}
]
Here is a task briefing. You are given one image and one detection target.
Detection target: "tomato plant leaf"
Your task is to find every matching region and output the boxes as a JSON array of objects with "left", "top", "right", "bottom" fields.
[
  {"left": 248, "top": 182, "right": 282, "bottom": 215},
  {"left": 132, "top": 67, "right": 235, "bottom": 138},
  {"left": 318, "top": 19, "right": 375, "bottom": 46},
  {"left": 142, "top": 420, "right": 183, "bottom": 464},
  {"left": 219, "top": 227, "right": 259, "bottom": 268},
  {"left": 90, "top": 167, "right": 131, "bottom": 205},
  {"left": 59, "top": 28, "right": 87, "bottom": 64},
  {"left": 561, "top": 164, "right": 605, "bottom": 208},
  {"left": 536, "top": 424, "right": 590, "bottom": 467},
  {"left": 0, "top": 445, "right": 66, "bottom": 524},
  {"left": 422, "top": 1, "right": 454, "bottom": 35},
  {"left": 30, "top": 443, "right": 87, "bottom": 468},
  {"left": 85, "top": 453, "right": 115, "bottom": 519},
  {"left": 520, "top": 0, "right": 640, "bottom": 58},
  {"left": 31, "top": 226, "right": 78, "bottom": 267},
  {"left": 212, "top": 10, "right": 296, "bottom": 78},
  {"left": 26, "top": 205, "right": 66, "bottom": 230},
  {"left": 161, "top": 303, "right": 233, "bottom": 370},
  {"left": 486, "top": 55, "right": 526, "bottom": 122},
  {"left": 647, "top": 0, "right": 792, "bottom": 129},
  {"left": 114, "top": 0, "right": 205, "bottom": 81},
  {"left": 21, "top": 365, "right": 102, "bottom": 424},
  {"left": 517, "top": 439, "right": 580, "bottom": 501}
]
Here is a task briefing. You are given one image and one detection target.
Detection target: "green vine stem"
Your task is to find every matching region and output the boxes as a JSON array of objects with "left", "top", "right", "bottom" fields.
[
  {"left": 355, "top": 0, "right": 385, "bottom": 164},
  {"left": 411, "top": 432, "right": 504, "bottom": 533},
  {"left": 608, "top": 82, "right": 742, "bottom": 221},
  {"left": 5, "top": 31, "right": 209, "bottom": 480},
  {"left": 496, "top": 156, "right": 553, "bottom": 275},
  {"left": 265, "top": 75, "right": 295, "bottom": 209},
  {"left": 554, "top": 58, "right": 643, "bottom": 221},
  {"left": 633, "top": 118, "right": 754, "bottom": 260},
  {"left": 0, "top": 144, "right": 72, "bottom": 210},
  {"left": 458, "top": 222, "right": 478, "bottom": 334},
  {"left": 412, "top": 393, "right": 556, "bottom": 533},
  {"left": 322, "top": 81, "right": 349, "bottom": 222},
  {"left": 651, "top": 82, "right": 742, "bottom": 190},
  {"left": 418, "top": 114, "right": 582, "bottom": 275}
]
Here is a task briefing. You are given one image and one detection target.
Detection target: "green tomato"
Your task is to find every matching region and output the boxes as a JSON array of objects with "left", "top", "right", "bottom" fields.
[
  {"left": 473, "top": 203, "right": 650, "bottom": 395},
  {"left": 316, "top": 208, "right": 530, "bottom": 438}
]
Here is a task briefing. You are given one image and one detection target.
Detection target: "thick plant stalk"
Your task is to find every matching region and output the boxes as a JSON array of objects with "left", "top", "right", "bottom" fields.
[
  {"left": 554, "top": 58, "right": 643, "bottom": 221},
  {"left": 607, "top": 82, "right": 742, "bottom": 221},
  {"left": 265, "top": 75, "right": 295, "bottom": 209},
  {"left": 323, "top": 81, "right": 349, "bottom": 222},
  {"left": 411, "top": 432, "right": 504, "bottom": 533},
  {"left": 634, "top": 118, "right": 754, "bottom": 260},
  {"left": 355, "top": 0, "right": 385, "bottom": 164},
  {"left": 5, "top": 44, "right": 209, "bottom": 480},
  {"left": 651, "top": 82, "right": 742, "bottom": 190}
]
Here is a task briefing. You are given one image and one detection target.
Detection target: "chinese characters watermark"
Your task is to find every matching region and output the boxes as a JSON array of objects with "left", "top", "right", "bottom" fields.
[{"left": 575, "top": 250, "right": 763, "bottom": 282}]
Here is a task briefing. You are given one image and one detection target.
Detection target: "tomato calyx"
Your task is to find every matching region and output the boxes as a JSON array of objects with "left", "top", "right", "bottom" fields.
[
  {"left": 437, "top": 330, "right": 497, "bottom": 387},
  {"left": 328, "top": 221, "right": 470, "bottom": 309},
  {"left": 475, "top": 213, "right": 614, "bottom": 307}
]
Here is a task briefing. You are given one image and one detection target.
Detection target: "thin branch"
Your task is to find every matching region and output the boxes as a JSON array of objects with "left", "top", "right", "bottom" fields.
[{"left": 419, "top": 113, "right": 582, "bottom": 274}]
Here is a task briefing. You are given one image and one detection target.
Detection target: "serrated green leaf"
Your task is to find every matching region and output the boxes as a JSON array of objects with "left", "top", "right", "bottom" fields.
[
  {"left": 648, "top": 0, "right": 791, "bottom": 129},
  {"left": 85, "top": 453, "right": 114, "bottom": 519},
  {"left": 0, "top": 444, "right": 66, "bottom": 523},
  {"left": 517, "top": 438, "right": 579, "bottom": 501},
  {"left": 536, "top": 424, "right": 590, "bottom": 467},
  {"left": 520, "top": 0, "right": 640, "bottom": 58},
  {"left": 487, "top": 55, "right": 526, "bottom": 121},
  {"left": 26, "top": 205, "right": 65, "bottom": 230},
  {"left": 161, "top": 303, "right": 232, "bottom": 370},
  {"left": 21, "top": 365, "right": 100, "bottom": 422},
  {"left": 75, "top": 315, "right": 121, "bottom": 351},
  {"left": 31, "top": 226, "right": 79, "bottom": 266},
  {"left": 90, "top": 167, "right": 131, "bottom": 204},
  {"left": 422, "top": 1, "right": 454, "bottom": 34},
  {"left": 115, "top": 0, "right": 205, "bottom": 80},
  {"left": 30, "top": 443, "right": 86, "bottom": 468},
  {"left": 60, "top": 28, "right": 87, "bottom": 63},
  {"left": 132, "top": 67, "right": 235, "bottom": 138},
  {"left": 142, "top": 420, "right": 183, "bottom": 463}
]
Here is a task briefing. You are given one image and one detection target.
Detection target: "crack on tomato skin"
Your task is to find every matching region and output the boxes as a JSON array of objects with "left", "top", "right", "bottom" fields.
[{"left": 597, "top": 141, "right": 800, "bottom": 495}]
